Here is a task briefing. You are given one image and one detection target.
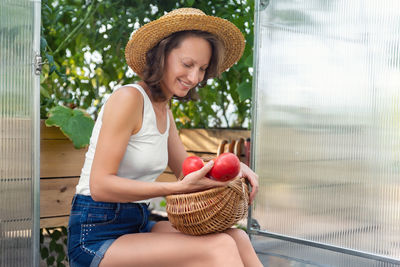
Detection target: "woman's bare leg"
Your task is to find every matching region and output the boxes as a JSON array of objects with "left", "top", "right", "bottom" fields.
[
  {"left": 225, "top": 228, "right": 263, "bottom": 267},
  {"left": 150, "top": 220, "right": 180, "bottom": 233},
  {"left": 99, "top": 223, "right": 244, "bottom": 267},
  {"left": 152, "top": 221, "right": 262, "bottom": 267}
]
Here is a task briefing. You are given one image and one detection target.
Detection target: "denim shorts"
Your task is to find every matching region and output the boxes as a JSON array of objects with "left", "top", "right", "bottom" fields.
[{"left": 67, "top": 194, "right": 156, "bottom": 267}]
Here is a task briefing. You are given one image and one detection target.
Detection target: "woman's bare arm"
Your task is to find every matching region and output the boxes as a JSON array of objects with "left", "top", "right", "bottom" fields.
[{"left": 166, "top": 109, "right": 188, "bottom": 179}]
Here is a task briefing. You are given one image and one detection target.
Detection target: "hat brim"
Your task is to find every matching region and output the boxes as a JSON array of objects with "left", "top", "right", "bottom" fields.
[{"left": 125, "top": 14, "right": 245, "bottom": 78}]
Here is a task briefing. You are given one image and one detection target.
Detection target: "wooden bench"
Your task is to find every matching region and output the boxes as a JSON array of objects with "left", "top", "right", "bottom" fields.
[{"left": 40, "top": 121, "right": 250, "bottom": 228}]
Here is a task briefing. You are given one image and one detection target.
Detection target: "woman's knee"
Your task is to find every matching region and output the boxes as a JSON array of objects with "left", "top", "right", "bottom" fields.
[
  {"left": 225, "top": 228, "right": 251, "bottom": 243},
  {"left": 212, "top": 233, "right": 238, "bottom": 250},
  {"left": 204, "top": 233, "right": 242, "bottom": 265}
]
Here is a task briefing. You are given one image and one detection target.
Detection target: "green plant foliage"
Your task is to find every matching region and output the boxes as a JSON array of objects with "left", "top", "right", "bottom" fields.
[
  {"left": 45, "top": 106, "right": 95, "bottom": 148},
  {"left": 41, "top": 0, "right": 254, "bottom": 142},
  {"left": 40, "top": 227, "right": 68, "bottom": 267},
  {"left": 159, "top": 199, "right": 167, "bottom": 208}
]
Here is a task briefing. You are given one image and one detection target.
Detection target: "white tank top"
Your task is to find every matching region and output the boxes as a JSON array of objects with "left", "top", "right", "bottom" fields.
[{"left": 75, "top": 84, "right": 170, "bottom": 200}]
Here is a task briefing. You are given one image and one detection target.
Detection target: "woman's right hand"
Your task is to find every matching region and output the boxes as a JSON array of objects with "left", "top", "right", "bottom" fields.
[{"left": 178, "top": 161, "right": 230, "bottom": 193}]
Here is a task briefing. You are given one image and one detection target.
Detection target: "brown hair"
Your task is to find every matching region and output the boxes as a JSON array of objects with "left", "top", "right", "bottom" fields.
[{"left": 141, "top": 30, "right": 224, "bottom": 102}]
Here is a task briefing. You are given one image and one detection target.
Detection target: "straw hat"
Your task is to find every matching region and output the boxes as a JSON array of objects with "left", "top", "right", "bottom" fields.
[{"left": 125, "top": 8, "right": 245, "bottom": 77}]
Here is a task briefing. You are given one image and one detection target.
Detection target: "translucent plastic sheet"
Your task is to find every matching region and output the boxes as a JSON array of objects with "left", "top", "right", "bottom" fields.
[
  {"left": 251, "top": 0, "right": 400, "bottom": 264},
  {"left": 0, "top": 0, "right": 40, "bottom": 265}
]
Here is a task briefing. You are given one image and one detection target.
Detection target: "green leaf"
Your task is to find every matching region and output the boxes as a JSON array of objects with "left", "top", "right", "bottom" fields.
[
  {"left": 43, "top": 4, "right": 52, "bottom": 14},
  {"left": 237, "top": 81, "right": 252, "bottom": 101},
  {"left": 55, "top": 243, "right": 65, "bottom": 254},
  {"left": 45, "top": 105, "right": 95, "bottom": 149},
  {"left": 245, "top": 53, "right": 253, "bottom": 67},
  {"left": 49, "top": 239, "right": 57, "bottom": 252},
  {"left": 187, "top": 0, "right": 195, "bottom": 6},
  {"left": 40, "top": 247, "right": 49, "bottom": 259},
  {"left": 56, "top": 250, "right": 66, "bottom": 262},
  {"left": 49, "top": 65, "right": 57, "bottom": 75},
  {"left": 46, "top": 53, "right": 54, "bottom": 65},
  {"left": 159, "top": 199, "right": 166, "bottom": 207},
  {"left": 50, "top": 230, "right": 61, "bottom": 241},
  {"left": 47, "top": 256, "right": 55, "bottom": 266},
  {"left": 41, "top": 37, "right": 48, "bottom": 51},
  {"left": 40, "top": 73, "right": 47, "bottom": 84}
]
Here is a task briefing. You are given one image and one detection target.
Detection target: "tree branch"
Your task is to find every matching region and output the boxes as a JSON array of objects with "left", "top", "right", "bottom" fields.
[{"left": 53, "top": 0, "right": 98, "bottom": 56}]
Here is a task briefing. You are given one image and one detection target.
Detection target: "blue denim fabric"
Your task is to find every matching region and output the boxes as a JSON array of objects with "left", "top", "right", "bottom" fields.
[{"left": 67, "top": 194, "right": 156, "bottom": 267}]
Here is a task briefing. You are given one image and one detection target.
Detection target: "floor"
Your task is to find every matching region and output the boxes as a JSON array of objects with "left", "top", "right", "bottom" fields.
[{"left": 251, "top": 235, "right": 400, "bottom": 267}]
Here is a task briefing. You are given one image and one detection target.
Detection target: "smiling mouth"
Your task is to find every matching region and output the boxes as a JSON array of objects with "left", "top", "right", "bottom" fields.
[{"left": 179, "top": 79, "right": 193, "bottom": 89}]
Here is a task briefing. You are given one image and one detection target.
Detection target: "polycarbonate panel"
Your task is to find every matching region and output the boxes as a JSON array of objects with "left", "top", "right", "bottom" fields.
[
  {"left": 0, "top": 0, "right": 40, "bottom": 266},
  {"left": 251, "top": 0, "right": 400, "bottom": 263}
]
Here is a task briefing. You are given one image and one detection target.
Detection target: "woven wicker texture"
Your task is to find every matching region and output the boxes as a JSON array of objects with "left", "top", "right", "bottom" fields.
[
  {"left": 125, "top": 8, "right": 245, "bottom": 77},
  {"left": 166, "top": 177, "right": 249, "bottom": 235}
]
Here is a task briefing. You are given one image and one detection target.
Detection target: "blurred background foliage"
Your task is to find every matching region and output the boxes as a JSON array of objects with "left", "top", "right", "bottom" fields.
[{"left": 41, "top": 0, "right": 254, "bottom": 130}]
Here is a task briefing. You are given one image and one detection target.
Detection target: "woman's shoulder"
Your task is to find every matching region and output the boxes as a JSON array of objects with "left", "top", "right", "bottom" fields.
[
  {"left": 102, "top": 85, "right": 144, "bottom": 126},
  {"left": 113, "top": 84, "right": 144, "bottom": 100},
  {"left": 106, "top": 85, "right": 144, "bottom": 108}
]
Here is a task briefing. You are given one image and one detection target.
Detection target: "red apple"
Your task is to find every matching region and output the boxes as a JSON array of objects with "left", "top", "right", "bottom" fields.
[
  {"left": 182, "top": 156, "right": 204, "bottom": 176},
  {"left": 209, "top": 152, "right": 240, "bottom": 182}
]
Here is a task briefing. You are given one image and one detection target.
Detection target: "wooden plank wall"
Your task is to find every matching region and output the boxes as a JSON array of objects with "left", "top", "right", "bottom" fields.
[
  {"left": 40, "top": 121, "right": 86, "bottom": 228},
  {"left": 40, "top": 121, "right": 250, "bottom": 228}
]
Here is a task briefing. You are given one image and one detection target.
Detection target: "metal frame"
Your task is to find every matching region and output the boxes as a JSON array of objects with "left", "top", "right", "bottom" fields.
[
  {"left": 248, "top": 229, "right": 400, "bottom": 265},
  {"left": 247, "top": 0, "right": 263, "bottom": 237},
  {"left": 32, "top": 0, "right": 41, "bottom": 266}
]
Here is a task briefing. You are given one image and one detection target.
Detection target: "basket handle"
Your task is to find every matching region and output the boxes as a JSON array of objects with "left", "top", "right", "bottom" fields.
[
  {"left": 228, "top": 178, "right": 249, "bottom": 202},
  {"left": 234, "top": 138, "right": 245, "bottom": 157},
  {"left": 217, "top": 139, "right": 228, "bottom": 156},
  {"left": 228, "top": 140, "right": 236, "bottom": 153}
]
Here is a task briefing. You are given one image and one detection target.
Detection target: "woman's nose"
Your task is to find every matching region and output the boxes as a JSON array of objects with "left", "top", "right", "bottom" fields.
[{"left": 188, "top": 69, "right": 202, "bottom": 84}]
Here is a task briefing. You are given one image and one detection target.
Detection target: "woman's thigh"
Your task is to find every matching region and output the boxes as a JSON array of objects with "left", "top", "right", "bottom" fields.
[
  {"left": 149, "top": 222, "right": 261, "bottom": 267},
  {"left": 99, "top": 230, "right": 243, "bottom": 267},
  {"left": 150, "top": 220, "right": 180, "bottom": 233}
]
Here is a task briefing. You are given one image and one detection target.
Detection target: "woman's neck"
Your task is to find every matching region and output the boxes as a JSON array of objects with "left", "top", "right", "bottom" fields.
[{"left": 138, "top": 81, "right": 170, "bottom": 107}]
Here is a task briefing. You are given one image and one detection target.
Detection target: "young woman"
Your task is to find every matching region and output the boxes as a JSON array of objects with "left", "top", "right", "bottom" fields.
[{"left": 67, "top": 8, "right": 261, "bottom": 267}]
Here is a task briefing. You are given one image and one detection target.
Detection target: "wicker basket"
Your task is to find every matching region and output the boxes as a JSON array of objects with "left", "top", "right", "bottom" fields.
[{"left": 166, "top": 177, "right": 249, "bottom": 235}]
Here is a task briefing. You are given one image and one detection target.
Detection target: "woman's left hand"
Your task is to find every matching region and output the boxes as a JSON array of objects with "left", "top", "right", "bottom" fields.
[{"left": 238, "top": 162, "right": 259, "bottom": 205}]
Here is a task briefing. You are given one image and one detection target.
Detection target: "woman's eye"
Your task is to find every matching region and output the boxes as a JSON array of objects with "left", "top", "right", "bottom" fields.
[{"left": 183, "top": 63, "right": 191, "bottom": 68}]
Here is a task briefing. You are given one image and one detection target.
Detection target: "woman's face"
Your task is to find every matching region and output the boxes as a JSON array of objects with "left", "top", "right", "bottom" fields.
[{"left": 161, "top": 36, "right": 212, "bottom": 99}]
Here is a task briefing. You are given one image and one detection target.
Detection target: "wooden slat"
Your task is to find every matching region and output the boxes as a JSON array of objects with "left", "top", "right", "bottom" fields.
[
  {"left": 40, "top": 120, "right": 87, "bottom": 177},
  {"left": 40, "top": 120, "right": 69, "bottom": 139},
  {"left": 155, "top": 172, "right": 177, "bottom": 182},
  {"left": 40, "top": 140, "right": 87, "bottom": 177},
  {"left": 179, "top": 128, "right": 250, "bottom": 153},
  {"left": 40, "top": 216, "right": 69, "bottom": 229},
  {"left": 187, "top": 151, "right": 217, "bottom": 161},
  {"left": 40, "top": 177, "right": 78, "bottom": 218}
]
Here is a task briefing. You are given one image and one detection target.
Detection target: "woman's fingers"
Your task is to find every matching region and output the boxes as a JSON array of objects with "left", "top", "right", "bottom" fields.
[
  {"left": 199, "top": 160, "right": 214, "bottom": 176},
  {"left": 239, "top": 162, "right": 259, "bottom": 205},
  {"left": 197, "top": 161, "right": 231, "bottom": 187},
  {"left": 248, "top": 174, "right": 259, "bottom": 204}
]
